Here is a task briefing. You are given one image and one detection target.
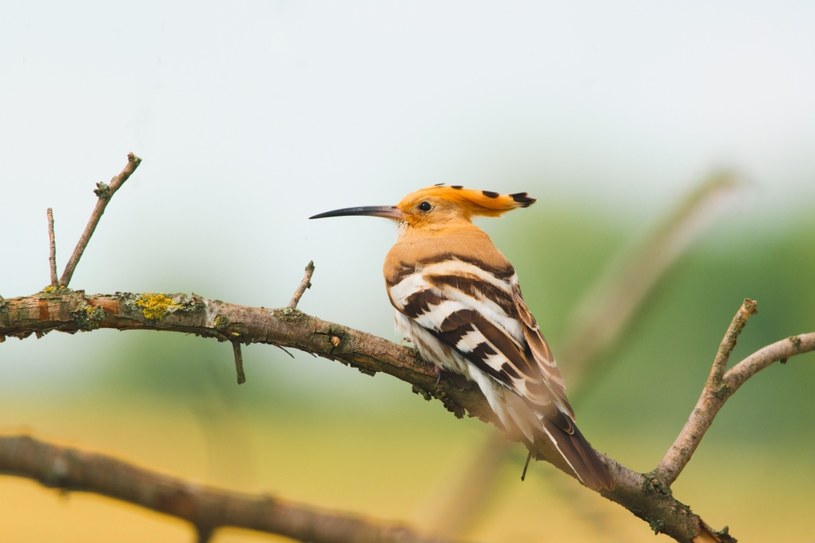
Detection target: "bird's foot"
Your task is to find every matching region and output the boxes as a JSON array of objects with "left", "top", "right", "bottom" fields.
[{"left": 433, "top": 365, "right": 443, "bottom": 389}]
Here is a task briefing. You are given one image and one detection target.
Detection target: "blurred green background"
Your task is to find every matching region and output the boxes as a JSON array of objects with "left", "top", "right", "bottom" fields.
[{"left": 2, "top": 1, "right": 814, "bottom": 542}]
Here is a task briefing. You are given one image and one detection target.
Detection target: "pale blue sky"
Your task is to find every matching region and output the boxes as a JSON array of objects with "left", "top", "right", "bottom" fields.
[{"left": 2, "top": 1, "right": 814, "bottom": 383}]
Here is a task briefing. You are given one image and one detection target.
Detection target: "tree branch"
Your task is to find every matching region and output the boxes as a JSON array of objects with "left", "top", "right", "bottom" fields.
[
  {"left": 59, "top": 152, "right": 142, "bottom": 287},
  {"left": 656, "top": 299, "right": 814, "bottom": 485},
  {"left": 656, "top": 299, "right": 757, "bottom": 484},
  {"left": 4, "top": 290, "right": 811, "bottom": 541},
  {"left": 0, "top": 434, "right": 455, "bottom": 543},
  {"left": 0, "top": 290, "right": 462, "bottom": 416}
]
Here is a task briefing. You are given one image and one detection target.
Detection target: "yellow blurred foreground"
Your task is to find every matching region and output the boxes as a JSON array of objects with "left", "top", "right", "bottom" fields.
[{"left": 1, "top": 393, "right": 812, "bottom": 543}]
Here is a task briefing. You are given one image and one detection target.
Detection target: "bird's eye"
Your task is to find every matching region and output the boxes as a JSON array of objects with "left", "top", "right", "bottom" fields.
[{"left": 417, "top": 201, "right": 432, "bottom": 212}]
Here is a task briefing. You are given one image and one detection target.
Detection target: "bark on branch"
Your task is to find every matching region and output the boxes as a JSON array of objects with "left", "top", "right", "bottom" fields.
[{"left": 3, "top": 290, "right": 812, "bottom": 542}]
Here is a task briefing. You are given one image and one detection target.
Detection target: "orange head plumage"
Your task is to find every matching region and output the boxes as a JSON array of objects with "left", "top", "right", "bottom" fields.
[{"left": 309, "top": 184, "right": 535, "bottom": 228}]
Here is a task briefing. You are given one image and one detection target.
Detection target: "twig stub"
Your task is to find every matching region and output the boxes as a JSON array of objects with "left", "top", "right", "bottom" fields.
[
  {"left": 709, "top": 298, "right": 758, "bottom": 387},
  {"left": 288, "top": 261, "right": 315, "bottom": 309},
  {"left": 232, "top": 341, "right": 246, "bottom": 384}
]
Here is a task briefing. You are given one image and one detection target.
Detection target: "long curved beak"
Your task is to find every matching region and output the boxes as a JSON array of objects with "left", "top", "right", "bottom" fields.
[{"left": 309, "top": 205, "right": 404, "bottom": 220}]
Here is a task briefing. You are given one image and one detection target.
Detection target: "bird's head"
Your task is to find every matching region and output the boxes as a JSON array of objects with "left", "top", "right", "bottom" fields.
[{"left": 310, "top": 184, "right": 535, "bottom": 229}]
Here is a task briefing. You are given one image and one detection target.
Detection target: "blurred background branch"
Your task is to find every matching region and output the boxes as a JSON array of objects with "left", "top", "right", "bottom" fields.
[
  {"left": 562, "top": 171, "right": 741, "bottom": 392},
  {"left": 0, "top": 434, "right": 457, "bottom": 543}
]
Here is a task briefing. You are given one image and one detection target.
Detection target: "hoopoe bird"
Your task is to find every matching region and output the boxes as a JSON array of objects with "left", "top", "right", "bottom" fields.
[{"left": 310, "top": 184, "right": 613, "bottom": 491}]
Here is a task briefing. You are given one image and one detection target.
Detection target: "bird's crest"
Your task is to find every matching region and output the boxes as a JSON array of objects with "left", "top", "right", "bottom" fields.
[{"left": 397, "top": 184, "right": 536, "bottom": 219}]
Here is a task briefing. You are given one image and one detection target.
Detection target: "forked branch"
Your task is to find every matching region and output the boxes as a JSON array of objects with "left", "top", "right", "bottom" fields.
[{"left": 657, "top": 299, "right": 815, "bottom": 485}]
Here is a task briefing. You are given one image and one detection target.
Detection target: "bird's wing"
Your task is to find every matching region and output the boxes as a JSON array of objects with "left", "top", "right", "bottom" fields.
[
  {"left": 509, "top": 278, "right": 575, "bottom": 418},
  {"left": 388, "top": 257, "right": 614, "bottom": 490},
  {"left": 388, "top": 257, "right": 573, "bottom": 419}
]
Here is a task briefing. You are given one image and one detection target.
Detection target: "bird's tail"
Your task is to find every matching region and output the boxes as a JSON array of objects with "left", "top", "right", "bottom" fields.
[
  {"left": 471, "top": 369, "right": 613, "bottom": 490},
  {"left": 539, "top": 415, "right": 614, "bottom": 491}
]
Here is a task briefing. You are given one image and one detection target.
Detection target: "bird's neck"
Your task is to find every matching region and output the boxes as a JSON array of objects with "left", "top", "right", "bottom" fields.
[{"left": 384, "top": 222, "right": 513, "bottom": 285}]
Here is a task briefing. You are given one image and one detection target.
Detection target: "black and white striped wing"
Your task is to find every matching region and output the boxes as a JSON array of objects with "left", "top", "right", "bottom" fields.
[
  {"left": 388, "top": 260, "right": 614, "bottom": 490},
  {"left": 388, "top": 259, "right": 571, "bottom": 420}
]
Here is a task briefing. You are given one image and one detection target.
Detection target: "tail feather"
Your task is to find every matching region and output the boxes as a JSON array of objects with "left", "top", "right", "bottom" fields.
[
  {"left": 474, "top": 371, "right": 614, "bottom": 490},
  {"left": 540, "top": 417, "right": 614, "bottom": 491}
]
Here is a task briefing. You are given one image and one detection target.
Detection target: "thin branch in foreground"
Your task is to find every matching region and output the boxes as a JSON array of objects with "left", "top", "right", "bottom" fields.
[
  {"left": 656, "top": 299, "right": 757, "bottom": 484},
  {"left": 59, "top": 152, "right": 142, "bottom": 287},
  {"left": 0, "top": 434, "right": 456, "bottom": 543},
  {"left": 288, "top": 260, "right": 315, "bottom": 309},
  {"left": 46, "top": 208, "right": 58, "bottom": 286},
  {"left": 725, "top": 333, "right": 815, "bottom": 388},
  {"left": 655, "top": 299, "right": 813, "bottom": 486}
]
